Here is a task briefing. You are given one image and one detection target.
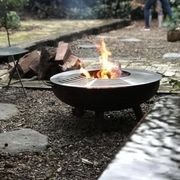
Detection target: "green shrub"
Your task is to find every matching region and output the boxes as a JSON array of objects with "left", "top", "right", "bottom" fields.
[
  {"left": 92, "top": 0, "right": 131, "bottom": 19},
  {"left": 0, "top": 0, "right": 28, "bottom": 46},
  {"left": 0, "top": 0, "right": 28, "bottom": 29},
  {"left": 163, "top": 0, "right": 180, "bottom": 30},
  {"left": 0, "top": 11, "right": 21, "bottom": 29}
]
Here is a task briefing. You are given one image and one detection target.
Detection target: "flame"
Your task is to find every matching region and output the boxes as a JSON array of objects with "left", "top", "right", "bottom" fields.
[
  {"left": 80, "top": 39, "right": 121, "bottom": 79},
  {"left": 80, "top": 66, "right": 91, "bottom": 78}
]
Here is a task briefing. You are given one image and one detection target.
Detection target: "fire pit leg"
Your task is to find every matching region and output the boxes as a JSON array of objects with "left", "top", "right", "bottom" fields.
[
  {"left": 133, "top": 105, "right": 144, "bottom": 120},
  {"left": 72, "top": 108, "right": 84, "bottom": 117},
  {"left": 95, "top": 111, "right": 105, "bottom": 129},
  {"left": 95, "top": 111, "right": 104, "bottom": 119}
]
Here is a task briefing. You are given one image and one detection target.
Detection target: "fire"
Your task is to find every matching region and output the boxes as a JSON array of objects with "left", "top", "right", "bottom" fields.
[
  {"left": 80, "top": 39, "right": 121, "bottom": 79},
  {"left": 80, "top": 66, "right": 91, "bottom": 78}
]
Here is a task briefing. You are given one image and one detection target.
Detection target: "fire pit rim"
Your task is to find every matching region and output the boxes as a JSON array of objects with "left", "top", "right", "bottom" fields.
[{"left": 50, "top": 68, "right": 162, "bottom": 89}]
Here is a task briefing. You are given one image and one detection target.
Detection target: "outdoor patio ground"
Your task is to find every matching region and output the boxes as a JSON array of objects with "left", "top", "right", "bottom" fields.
[{"left": 0, "top": 19, "right": 180, "bottom": 180}]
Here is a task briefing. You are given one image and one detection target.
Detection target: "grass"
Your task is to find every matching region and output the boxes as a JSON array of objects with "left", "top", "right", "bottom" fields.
[{"left": 0, "top": 19, "right": 111, "bottom": 47}]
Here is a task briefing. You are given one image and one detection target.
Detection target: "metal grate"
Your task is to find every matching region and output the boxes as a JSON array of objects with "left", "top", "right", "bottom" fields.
[{"left": 51, "top": 69, "right": 162, "bottom": 89}]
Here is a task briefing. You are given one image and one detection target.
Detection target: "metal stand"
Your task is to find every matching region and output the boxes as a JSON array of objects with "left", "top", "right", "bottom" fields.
[
  {"left": 7, "top": 55, "right": 27, "bottom": 96},
  {"left": 0, "top": 47, "right": 28, "bottom": 96}
]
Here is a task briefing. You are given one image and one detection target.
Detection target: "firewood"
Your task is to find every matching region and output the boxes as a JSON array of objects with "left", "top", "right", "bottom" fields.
[
  {"left": 29, "top": 61, "right": 40, "bottom": 75},
  {"left": 18, "top": 50, "right": 40, "bottom": 74},
  {"left": 60, "top": 54, "right": 81, "bottom": 71},
  {"left": 55, "top": 41, "right": 71, "bottom": 63},
  {"left": 38, "top": 47, "right": 59, "bottom": 80}
]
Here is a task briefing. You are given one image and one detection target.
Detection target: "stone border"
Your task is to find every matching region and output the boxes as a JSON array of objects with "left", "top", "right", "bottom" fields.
[{"left": 99, "top": 95, "right": 180, "bottom": 180}]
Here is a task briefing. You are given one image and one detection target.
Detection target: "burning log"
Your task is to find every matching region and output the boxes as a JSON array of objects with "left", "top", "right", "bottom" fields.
[{"left": 80, "top": 39, "right": 122, "bottom": 79}]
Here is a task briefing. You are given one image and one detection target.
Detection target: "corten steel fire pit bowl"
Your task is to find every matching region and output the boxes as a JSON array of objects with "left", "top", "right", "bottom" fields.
[{"left": 50, "top": 68, "right": 162, "bottom": 119}]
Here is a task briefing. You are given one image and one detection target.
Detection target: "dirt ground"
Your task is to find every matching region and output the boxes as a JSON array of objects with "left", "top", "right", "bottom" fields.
[{"left": 0, "top": 20, "right": 179, "bottom": 180}]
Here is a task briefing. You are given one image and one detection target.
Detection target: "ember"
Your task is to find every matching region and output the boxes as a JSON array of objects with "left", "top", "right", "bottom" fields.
[{"left": 80, "top": 39, "right": 121, "bottom": 79}]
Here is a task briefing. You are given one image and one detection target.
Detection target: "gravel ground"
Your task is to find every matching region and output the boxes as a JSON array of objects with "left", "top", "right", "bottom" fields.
[
  {"left": 0, "top": 87, "right": 154, "bottom": 180},
  {"left": 71, "top": 21, "right": 179, "bottom": 61},
  {"left": 0, "top": 20, "right": 179, "bottom": 180}
]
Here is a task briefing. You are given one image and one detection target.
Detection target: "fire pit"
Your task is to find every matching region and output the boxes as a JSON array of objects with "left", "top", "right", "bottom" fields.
[
  {"left": 51, "top": 39, "right": 161, "bottom": 119},
  {"left": 50, "top": 68, "right": 161, "bottom": 119}
]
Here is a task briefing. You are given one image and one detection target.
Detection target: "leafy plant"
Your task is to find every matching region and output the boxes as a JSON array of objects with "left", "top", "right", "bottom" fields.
[
  {"left": 163, "top": 1, "right": 180, "bottom": 30},
  {"left": 0, "top": 11, "right": 21, "bottom": 29},
  {"left": 0, "top": 0, "right": 28, "bottom": 46},
  {"left": 92, "top": 0, "right": 130, "bottom": 19},
  {"left": 169, "top": 78, "right": 180, "bottom": 92}
]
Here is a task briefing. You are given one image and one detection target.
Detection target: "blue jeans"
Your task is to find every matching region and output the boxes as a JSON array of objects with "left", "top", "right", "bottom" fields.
[{"left": 144, "top": 0, "right": 172, "bottom": 28}]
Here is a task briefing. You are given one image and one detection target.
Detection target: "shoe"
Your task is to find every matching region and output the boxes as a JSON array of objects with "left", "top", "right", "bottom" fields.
[{"left": 141, "top": 27, "right": 150, "bottom": 31}]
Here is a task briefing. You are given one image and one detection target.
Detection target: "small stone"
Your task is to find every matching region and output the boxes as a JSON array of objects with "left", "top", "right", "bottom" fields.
[
  {"left": 81, "top": 158, "right": 93, "bottom": 165},
  {"left": 119, "top": 37, "right": 141, "bottom": 42},
  {"left": 78, "top": 44, "right": 96, "bottom": 49},
  {"left": 163, "top": 53, "right": 180, "bottom": 60},
  {"left": 57, "top": 167, "right": 62, "bottom": 173},
  {"left": 164, "top": 71, "right": 175, "bottom": 77},
  {"left": 0, "top": 129, "right": 48, "bottom": 154},
  {"left": 93, "top": 161, "right": 99, "bottom": 166},
  {"left": 0, "top": 103, "right": 18, "bottom": 121}
]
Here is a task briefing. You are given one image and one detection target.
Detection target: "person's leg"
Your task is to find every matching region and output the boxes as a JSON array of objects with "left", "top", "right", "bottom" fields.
[
  {"left": 159, "top": 0, "right": 172, "bottom": 17},
  {"left": 156, "top": 0, "right": 164, "bottom": 27},
  {"left": 149, "top": 9, "right": 152, "bottom": 25},
  {"left": 144, "top": 0, "right": 156, "bottom": 28}
]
